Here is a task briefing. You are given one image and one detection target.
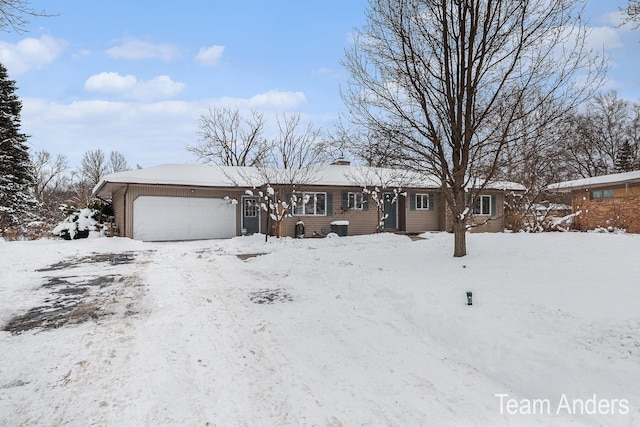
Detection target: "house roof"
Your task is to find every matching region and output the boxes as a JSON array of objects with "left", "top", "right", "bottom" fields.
[
  {"left": 93, "top": 163, "right": 525, "bottom": 197},
  {"left": 468, "top": 179, "right": 527, "bottom": 192},
  {"left": 547, "top": 170, "right": 640, "bottom": 192}
]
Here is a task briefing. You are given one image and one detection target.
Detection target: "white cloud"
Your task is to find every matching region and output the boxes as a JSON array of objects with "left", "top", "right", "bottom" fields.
[
  {"left": 0, "top": 35, "right": 67, "bottom": 74},
  {"left": 22, "top": 97, "right": 201, "bottom": 167},
  {"left": 313, "top": 67, "right": 344, "bottom": 80},
  {"left": 85, "top": 72, "right": 137, "bottom": 94},
  {"left": 195, "top": 45, "right": 224, "bottom": 67},
  {"left": 72, "top": 49, "right": 92, "bottom": 60},
  {"left": 586, "top": 26, "right": 623, "bottom": 51},
  {"left": 106, "top": 39, "right": 181, "bottom": 61},
  {"left": 314, "top": 67, "right": 334, "bottom": 75},
  {"left": 84, "top": 72, "right": 185, "bottom": 101},
  {"left": 132, "top": 76, "right": 186, "bottom": 101},
  {"left": 20, "top": 90, "right": 316, "bottom": 168},
  {"left": 599, "top": 11, "right": 626, "bottom": 28},
  {"left": 247, "top": 90, "right": 307, "bottom": 110}
]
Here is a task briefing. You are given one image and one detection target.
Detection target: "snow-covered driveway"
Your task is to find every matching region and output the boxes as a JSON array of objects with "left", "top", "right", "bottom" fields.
[{"left": 1, "top": 233, "right": 639, "bottom": 426}]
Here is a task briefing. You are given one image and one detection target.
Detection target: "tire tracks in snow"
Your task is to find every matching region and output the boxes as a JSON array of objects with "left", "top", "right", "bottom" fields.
[{"left": 128, "top": 243, "right": 304, "bottom": 425}]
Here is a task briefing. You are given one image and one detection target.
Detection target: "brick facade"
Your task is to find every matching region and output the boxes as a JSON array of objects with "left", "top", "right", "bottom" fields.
[{"left": 572, "top": 188, "right": 640, "bottom": 233}]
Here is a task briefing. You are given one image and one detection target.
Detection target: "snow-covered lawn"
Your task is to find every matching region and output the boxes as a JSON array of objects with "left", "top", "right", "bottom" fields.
[{"left": 1, "top": 232, "right": 639, "bottom": 426}]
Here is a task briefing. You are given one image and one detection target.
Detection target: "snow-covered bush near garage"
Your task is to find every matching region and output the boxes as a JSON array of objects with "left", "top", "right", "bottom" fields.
[{"left": 52, "top": 207, "right": 104, "bottom": 240}]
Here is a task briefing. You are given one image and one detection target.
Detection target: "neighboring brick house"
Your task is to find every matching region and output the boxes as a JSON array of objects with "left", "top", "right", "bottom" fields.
[{"left": 547, "top": 170, "right": 640, "bottom": 233}]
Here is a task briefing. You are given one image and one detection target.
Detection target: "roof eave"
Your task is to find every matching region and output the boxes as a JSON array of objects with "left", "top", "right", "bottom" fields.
[{"left": 548, "top": 177, "right": 640, "bottom": 192}]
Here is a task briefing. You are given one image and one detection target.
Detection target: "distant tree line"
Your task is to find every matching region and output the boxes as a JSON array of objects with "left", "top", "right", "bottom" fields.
[
  {"left": 0, "top": 61, "right": 130, "bottom": 240},
  {"left": 187, "top": 107, "right": 336, "bottom": 169}
]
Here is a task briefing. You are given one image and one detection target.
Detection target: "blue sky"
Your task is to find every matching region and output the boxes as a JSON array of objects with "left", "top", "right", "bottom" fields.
[{"left": 1, "top": 0, "right": 638, "bottom": 168}]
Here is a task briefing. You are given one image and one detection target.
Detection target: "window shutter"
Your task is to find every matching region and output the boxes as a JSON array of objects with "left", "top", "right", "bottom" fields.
[
  {"left": 428, "top": 193, "right": 435, "bottom": 211},
  {"left": 285, "top": 192, "right": 292, "bottom": 215},
  {"left": 410, "top": 193, "right": 416, "bottom": 211},
  {"left": 490, "top": 195, "right": 496, "bottom": 216},
  {"left": 326, "top": 192, "right": 333, "bottom": 216},
  {"left": 341, "top": 192, "right": 349, "bottom": 210},
  {"left": 363, "top": 193, "right": 369, "bottom": 211}
]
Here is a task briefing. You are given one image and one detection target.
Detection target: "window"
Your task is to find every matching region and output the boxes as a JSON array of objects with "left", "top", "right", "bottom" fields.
[
  {"left": 590, "top": 189, "right": 613, "bottom": 200},
  {"left": 473, "top": 195, "right": 492, "bottom": 215},
  {"left": 294, "top": 192, "right": 326, "bottom": 216},
  {"left": 348, "top": 192, "right": 363, "bottom": 210},
  {"left": 244, "top": 198, "right": 258, "bottom": 217},
  {"left": 416, "top": 193, "right": 433, "bottom": 210}
]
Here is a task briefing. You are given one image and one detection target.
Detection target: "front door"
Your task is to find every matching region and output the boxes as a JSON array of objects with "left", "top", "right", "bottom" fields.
[
  {"left": 242, "top": 196, "right": 260, "bottom": 235},
  {"left": 383, "top": 192, "right": 398, "bottom": 230}
]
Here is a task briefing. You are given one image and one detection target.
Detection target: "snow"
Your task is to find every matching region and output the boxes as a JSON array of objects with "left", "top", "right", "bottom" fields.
[
  {"left": 468, "top": 178, "right": 527, "bottom": 191},
  {"left": 1, "top": 233, "right": 639, "bottom": 426},
  {"left": 550, "top": 211, "right": 582, "bottom": 231},
  {"left": 460, "top": 206, "right": 470, "bottom": 219},
  {"left": 329, "top": 220, "right": 349, "bottom": 226},
  {"left": 532, "top": 203, "right": 572, "bottom": 212},
  {"left": 94, "top": 164, "right": 525, "bottom": 198},
  {"left": 51, "top": 208, "right": 102, "bottom": 239},
  {"left": 547, "top": 170, "right": 640, "bottom": 191},
  {"left": 482, "top": 180, "right": 527, "bottom": 191},
  {"left": 93, "top": 164, "right": 266, "bottom": 197}
]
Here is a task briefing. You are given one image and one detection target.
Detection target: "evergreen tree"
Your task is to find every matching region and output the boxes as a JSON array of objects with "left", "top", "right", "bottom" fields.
[
  {"left": 0, "top": 61, "right": 37, "bottom": 233},
  {"left": 614, "top": 140, "right": 637, "bottom": 173}
]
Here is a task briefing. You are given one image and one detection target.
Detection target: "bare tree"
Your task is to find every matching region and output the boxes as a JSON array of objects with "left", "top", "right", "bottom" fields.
[
  {"left": 216, "top": 112, "right": 330, "bottom": 238},
  {"left": 109, "top": 151, "right": 130, "bottom": 173},
  {"left": 330, "top": 118, "right": 407, "bottom": 167},
  {"left": 488, "top": 89, "right": 580, "bottom": 231},
  {"left": 560, "top": 91, "right": 639, "bottom": 178},
  {"left": 189, "top": 107, "right": 270, "bottom": 166},
  {"left": 1, "top": 0, "right": 53, "bottom": 34},
  {"left": 32, "top": 150, "right": 69, "bottom": 204},
  {"left": 622, "top": 0, "right": 640, "bottom": 27},
  {"left": 70, "top": 149, "right": 129, "bottom": 207},
  {"left": 80, "top": 149, "right": 108, "bottom": 188},
  {"left": 268, "top": 113, "right": 327, "bottom": 169},
  {"left": 342, "top": 0, "right": 604, "bottom": 256}
]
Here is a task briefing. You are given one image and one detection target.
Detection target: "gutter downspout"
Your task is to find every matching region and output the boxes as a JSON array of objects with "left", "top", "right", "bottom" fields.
[{"left": 123, "top": 184, "right": 129, "bottom": 238}]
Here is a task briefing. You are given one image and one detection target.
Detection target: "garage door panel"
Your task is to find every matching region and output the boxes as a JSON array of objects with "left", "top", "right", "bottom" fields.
[{"left": 133, "top": 196, "right": 236, "bottom": 241}]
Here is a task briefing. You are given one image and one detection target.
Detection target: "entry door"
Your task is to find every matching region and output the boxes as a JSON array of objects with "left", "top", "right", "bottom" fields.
[
  {"left": 383, "top": 192, "right": 398, "bottom": 230},
  {"left": 242, "top": 196, "right": 260, "bottom": 235}
]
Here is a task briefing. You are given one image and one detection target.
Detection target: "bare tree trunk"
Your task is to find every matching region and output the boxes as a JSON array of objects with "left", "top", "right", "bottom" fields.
[
  {"left": 453, "top": 220, "right": 467, "bottom": 258},
  {"left": 452, "top": 189, "right": 468, "bottom": 257}
]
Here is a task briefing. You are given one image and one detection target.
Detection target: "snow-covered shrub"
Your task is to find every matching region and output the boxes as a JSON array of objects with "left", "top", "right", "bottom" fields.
[
  {"left": 52, "top": 207, "right": 103, "bottom": 240},
  {"left": 1, "top": 217, "right": 52, "bottom": 241},
  {"left": 590, "top": 226, "right": 626, "bottom": 234}
]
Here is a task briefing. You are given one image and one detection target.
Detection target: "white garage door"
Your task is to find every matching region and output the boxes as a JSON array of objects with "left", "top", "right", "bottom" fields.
[{"left": 133, "top": 196, "right": 236, "bottom": 241}]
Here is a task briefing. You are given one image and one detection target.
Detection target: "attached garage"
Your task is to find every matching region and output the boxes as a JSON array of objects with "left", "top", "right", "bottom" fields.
[{"left": 133, "top": 196, "right": 236, "bottom": 241}]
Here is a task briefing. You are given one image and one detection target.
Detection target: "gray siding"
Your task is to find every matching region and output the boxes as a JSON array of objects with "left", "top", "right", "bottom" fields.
[
  {"left": 468, "top": 191, "right": 505, "bottom": 233},
  {"left": 404, "top": 192, "right": 444, "bottom": 233},
  {"left": 279, "top": 187, "right": 447, "bottom": 236},
  {"left": 112, "top": 186, "right": 126, "bottom": 237}
]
